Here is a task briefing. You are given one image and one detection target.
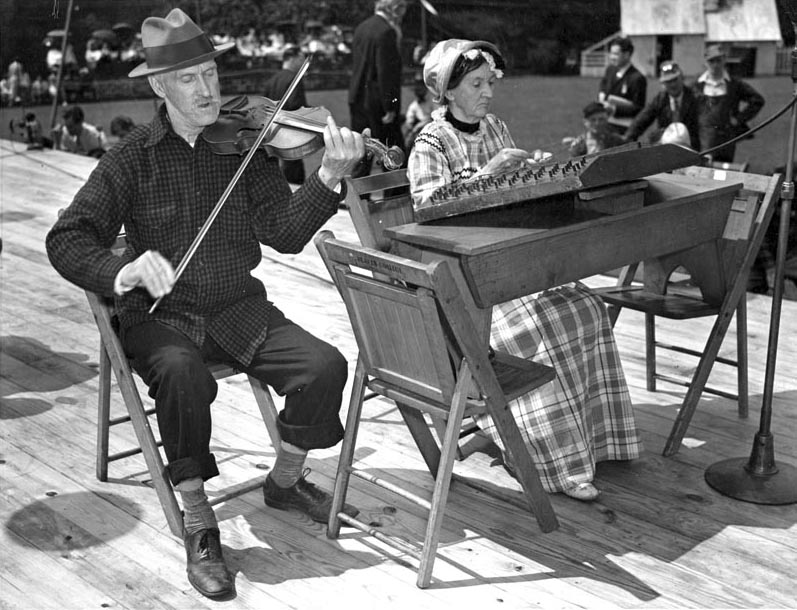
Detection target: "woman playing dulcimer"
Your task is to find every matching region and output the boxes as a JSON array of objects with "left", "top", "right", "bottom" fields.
[
  {"left": 408, "top": 39, "right": 642, "bottom": 503},
  {"left": 46, "top": 8, "right": 364, "bottom": 600}
]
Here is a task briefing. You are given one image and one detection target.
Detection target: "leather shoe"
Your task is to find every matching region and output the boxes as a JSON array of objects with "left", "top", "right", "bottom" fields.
[
  {"left": 563, "top": 482, "right": 600, "bottom": 502},
  {"left": 184, "top": 528, "right": 234, "bottom": 599},
  {"left": 263, "top": 469, "right": 359, "bottom": 523}
]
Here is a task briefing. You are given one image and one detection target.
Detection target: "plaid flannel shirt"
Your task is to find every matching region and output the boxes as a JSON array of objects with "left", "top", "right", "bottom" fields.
[
  {"left": 407, "top": 108, "right": 514, "bottom": 207},
  {"left": 47, "top": 105, "right": 344, "bottom": 365}
]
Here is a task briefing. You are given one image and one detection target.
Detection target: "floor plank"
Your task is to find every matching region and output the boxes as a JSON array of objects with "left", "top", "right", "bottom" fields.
[{"left": 2, "top": 141, "right": 796, "bottom": 609}]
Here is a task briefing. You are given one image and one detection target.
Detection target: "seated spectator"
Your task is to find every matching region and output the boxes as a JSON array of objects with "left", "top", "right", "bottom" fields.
[
  {"left": 52, "top": 104, "right": 107, "bottom": 158},
  {"left": 110, "top": 115, "right": 136, "bottom": 140},
  {"left": 562, "top": 101, "right": 627, "bottom": 156},
  {"left": 402, "top": 73, "right": 434, "bottom": 150},
  {"left": 625, "top": 61, "right": 700, "bottom": 150},
  {"left": 21, "top": 112, "right": 48, "bottom": 150}
]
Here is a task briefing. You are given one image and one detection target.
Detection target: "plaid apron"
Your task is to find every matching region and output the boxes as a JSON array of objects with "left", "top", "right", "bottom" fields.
[{"left": 474, "top": 283, "right": 642, "bottom": 492}]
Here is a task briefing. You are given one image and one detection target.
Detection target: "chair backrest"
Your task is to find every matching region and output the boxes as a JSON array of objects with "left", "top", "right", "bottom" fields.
[
  {"left": 315, "top": 230, "right": 500, "bottom": 408},
  {"left": 344, "top": 169, "right": 414, "bottom": 252},
  {"left": 653, "top": 166, "right": 783, "bottom": 302}
]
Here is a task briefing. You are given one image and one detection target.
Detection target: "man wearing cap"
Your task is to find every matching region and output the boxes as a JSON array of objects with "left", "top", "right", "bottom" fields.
[
  {"left": 598, "top": 36, "right": 647, "bottom": 134},
  {"left": 348, "top": 0, "right": 408, "bottom": 179},
  {"left": 263, "top": 44, "right": 308, "bottom": 183},
  {"left": 46, "top": 8, "right": 364, "bottom": 600},
  {"left": 695, "top": 44, "right": 764, "bottom": 162},
  {"left": 625, "top": 61, "right": 700, "bottom": 151}
]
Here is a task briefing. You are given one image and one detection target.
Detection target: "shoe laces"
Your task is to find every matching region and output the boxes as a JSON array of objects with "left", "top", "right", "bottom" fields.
[
  {"left": 297, "top": 468, "right": 327, "bottom": 501},
  {"left": 196, "top": 530, "right": 221, "bottom": 560}
]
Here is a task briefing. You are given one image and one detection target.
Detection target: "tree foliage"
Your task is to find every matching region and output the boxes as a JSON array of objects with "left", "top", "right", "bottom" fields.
[{"left": 173, "top": 0, "right": 374, "bottom": 36}]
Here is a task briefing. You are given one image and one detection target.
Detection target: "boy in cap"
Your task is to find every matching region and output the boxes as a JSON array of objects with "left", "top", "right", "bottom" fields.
[
  {"left": 46, "top": 8, "right": 364, "bottom": 599},
  {"left": 563, "top": 101, "right": 627, "bottom": 156},
  {"left": 626, "top": 60, "right": 700, "bottom": 150}
]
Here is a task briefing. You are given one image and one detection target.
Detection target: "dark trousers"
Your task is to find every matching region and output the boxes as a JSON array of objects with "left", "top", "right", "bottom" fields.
[
  {"left": 349, "top": 102, "right": 405, "bottom": 180},
  {"left": 122, "top": 307, "right": 347, "bottom": 486}
]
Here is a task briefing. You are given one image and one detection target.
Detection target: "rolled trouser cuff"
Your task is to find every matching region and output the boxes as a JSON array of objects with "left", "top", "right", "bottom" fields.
[
  {"left": 166, "top": 453, "right": 219, "bottom": 486},
  {"left": 276, "top": 410, "right": 344, "bottom": 450}
]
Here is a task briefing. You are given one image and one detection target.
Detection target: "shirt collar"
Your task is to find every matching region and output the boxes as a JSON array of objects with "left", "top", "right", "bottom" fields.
[
  {"left": 144, "top": 104, "right": 172, "bottom": 148},
  {"left": 615, "top": 63, "right": 631, "bottom": 79},
  {"left": 698, "top": 69, "right": 730, "bottom": 84}
]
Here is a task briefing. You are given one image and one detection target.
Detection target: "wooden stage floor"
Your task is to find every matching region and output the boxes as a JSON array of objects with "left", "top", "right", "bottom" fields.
[{"left": 1, "top": 140, "right": 796, "bottom": 609}]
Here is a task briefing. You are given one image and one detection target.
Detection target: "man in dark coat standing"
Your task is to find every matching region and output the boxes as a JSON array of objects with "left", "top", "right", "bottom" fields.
[
  {"left": 263, "top": 44, "right": 308, "bottom": 184},
  {"left": 598, "top": 36, "right": 647, "bottom": 134},
  {"left": 626, "top": 61, "right": 701, "bottom": 150},
  {"left": 348, "top": 0, "right": 407, "bottom": 179},
  {"left": 695, "top": 44, "right": 764, "bottom": 163}
]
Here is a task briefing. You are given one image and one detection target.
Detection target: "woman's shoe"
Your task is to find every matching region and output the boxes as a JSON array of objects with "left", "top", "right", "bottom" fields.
[{"left": 562, "top": 482, "right": 600, "bottom": 502}]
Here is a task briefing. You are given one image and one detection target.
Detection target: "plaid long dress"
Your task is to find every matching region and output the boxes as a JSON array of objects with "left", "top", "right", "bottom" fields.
[{"left": 409, "top": 109, "right": 642, "bottom": 492}]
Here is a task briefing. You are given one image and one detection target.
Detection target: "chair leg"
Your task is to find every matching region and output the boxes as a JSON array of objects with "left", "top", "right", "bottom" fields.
[
  {"left": 430, "top": 415, "right": 466, "bottom": 461},
  {"left": 246, "top": 375, "right": 281, "bottom": 447},
  {"left": 399, "top": 405, "right": 442, "bottom": 477},
  {"left": 645, "top": 313, "right": 656, "bottom": 392},
  {"left": 328, "top": 357, "right": 367, "bottom": 539},
  {"left": 416, "top": 363, "right": 471, "bottom": 588},
  {"left": 105, "top": 340, "right": 183, "bottom": 537},
  {"left": 663, "top": 293, "right": 742, "bottom": 457},
  {"left": 735, "top": 296, "right": 749, "bottom": 419},
  {"left": 96, "top": 339, "right": 112, "bottom": 482}
]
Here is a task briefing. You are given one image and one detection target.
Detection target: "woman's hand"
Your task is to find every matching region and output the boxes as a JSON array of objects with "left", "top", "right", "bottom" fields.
[{"left": 478, "top": 147, "right": 530, "bottom": 176}]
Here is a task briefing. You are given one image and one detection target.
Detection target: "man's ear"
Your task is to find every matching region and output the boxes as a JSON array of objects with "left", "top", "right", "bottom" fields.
[{"left": 148, "top": 75, "right": 165, "bottom": 99}]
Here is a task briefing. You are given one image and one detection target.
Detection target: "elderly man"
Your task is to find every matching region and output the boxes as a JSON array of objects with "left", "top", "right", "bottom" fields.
[
  {"left": 598, "top": 36, "right": 647, "bottom": 133},
  {"left": 695, "top": 44, "right": 764, "bottom": 163},
  {"left": 625, "top": 60, "right": 701, "bottom": 150},
  {"left": 46, "top": 9, "right": 364, "bottom": 599}
]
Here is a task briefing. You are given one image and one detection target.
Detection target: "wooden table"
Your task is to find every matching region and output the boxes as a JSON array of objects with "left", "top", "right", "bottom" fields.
[{"left": 386, "top": 173, "right": 742, "bottom": 322}]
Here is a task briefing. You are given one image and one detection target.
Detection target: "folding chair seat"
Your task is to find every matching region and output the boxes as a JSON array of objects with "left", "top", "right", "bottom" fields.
[
  {"left": 315, "top": 231, "right": 558, "bottom": 588},
  {"left": 593, "top": 166, "right": 783, "bottom": 456},
  {"left": 87, "top": 235, "right": 280, "bottom": 538}
]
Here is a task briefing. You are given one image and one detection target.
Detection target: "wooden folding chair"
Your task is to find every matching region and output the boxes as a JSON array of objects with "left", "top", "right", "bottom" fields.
[
  {"left": 343, "top": 169, "right": 485, "bottom": 459},
  {"left": 315, "top": 231, "right": 558, "bottom": 588},
  {"left": 594, "top": 167, "right": 783, "bottom": 456},
  {"left": 88, "top": 236, "right": 281, "bottom": 538}
]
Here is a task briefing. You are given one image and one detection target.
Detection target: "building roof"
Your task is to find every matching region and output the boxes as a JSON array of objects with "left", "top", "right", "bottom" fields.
[{"left": 620, "top": 0, "right": 782, "bottom": 42}]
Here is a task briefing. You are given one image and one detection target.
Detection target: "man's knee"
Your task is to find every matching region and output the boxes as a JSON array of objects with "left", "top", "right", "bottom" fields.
[
  {"left": 310, "top": 342, "right": 348, "bottom": 385},
  {"left": 149, "top": 345, "right": 217, "bottom": 401}
]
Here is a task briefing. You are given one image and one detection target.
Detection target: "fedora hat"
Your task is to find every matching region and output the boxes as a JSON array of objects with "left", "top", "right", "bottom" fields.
[{"left": 129, "top": 8, "right": 234, "bottom": 78}]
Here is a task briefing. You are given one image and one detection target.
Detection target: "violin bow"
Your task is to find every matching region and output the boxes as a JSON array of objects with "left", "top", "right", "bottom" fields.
[{"left": 149, "top": 55, "right": 313, "bottom": 314}]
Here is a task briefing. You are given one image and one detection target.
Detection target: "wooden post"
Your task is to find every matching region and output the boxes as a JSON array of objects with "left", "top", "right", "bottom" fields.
[{"left": 48, "top": 0, "right": 75, "bottom": 132}]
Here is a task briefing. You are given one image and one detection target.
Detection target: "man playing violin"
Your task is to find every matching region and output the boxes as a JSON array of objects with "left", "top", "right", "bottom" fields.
[{"left": 46, "top": 9, "right": 364, "bottom": 600}]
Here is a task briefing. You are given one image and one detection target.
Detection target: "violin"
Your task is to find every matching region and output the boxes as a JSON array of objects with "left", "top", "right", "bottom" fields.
[{"left": 202, "top": 95, "right": 405, "bottom": 170}]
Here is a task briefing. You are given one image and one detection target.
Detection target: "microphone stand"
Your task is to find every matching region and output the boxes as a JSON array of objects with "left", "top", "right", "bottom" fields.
[{"left": 704, "top": 6, "right": 797, "bottom": 505}]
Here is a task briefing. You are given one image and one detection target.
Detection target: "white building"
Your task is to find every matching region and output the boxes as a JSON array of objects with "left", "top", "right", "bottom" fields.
[{"left": 582, "top": 0, "right": 784, "bottom": 78}]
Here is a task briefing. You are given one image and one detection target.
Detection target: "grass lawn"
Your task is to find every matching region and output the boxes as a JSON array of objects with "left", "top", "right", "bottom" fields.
[{"left": 1, "top": 74, "right": 793, "bottom": 175}]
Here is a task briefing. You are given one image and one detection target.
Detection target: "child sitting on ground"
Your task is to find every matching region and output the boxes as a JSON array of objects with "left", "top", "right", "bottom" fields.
[{"left": 562, "top": 101, "right": 626, "bottom": 157}]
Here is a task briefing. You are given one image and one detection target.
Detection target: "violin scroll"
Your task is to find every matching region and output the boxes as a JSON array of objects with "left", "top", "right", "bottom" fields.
[{"left": 365, "top": 140, "right": 404, "bottom": 170}]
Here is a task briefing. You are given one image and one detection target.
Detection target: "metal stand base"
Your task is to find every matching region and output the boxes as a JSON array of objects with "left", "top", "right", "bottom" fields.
[{"left": 705, "top": 434, "right": 797, "bottom": 505}]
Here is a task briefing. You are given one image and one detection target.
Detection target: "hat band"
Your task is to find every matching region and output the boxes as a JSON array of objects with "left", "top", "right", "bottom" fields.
[{"left": 144, "top": 33, "right": 215, "bottom": 69}]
